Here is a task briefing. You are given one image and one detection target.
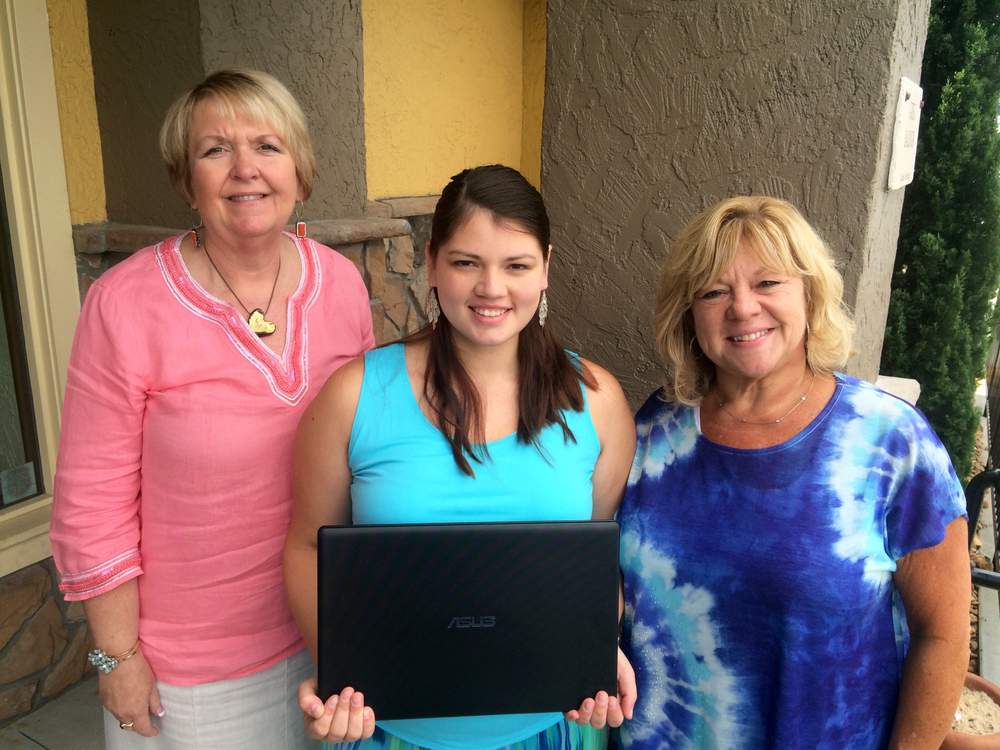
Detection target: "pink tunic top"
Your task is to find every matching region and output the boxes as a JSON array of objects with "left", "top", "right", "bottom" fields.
[{"left": 50, "top": 233, "right": 373, "bottom": 685}]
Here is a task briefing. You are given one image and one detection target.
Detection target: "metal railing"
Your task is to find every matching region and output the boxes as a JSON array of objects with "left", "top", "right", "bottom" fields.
[
  {"left": 986, "top": 328, "right": 1000, "bottom": 469},
  {"left": 974, "top": 327, "right": 1000, "bottom": 588},
  {"left": 966, "top": 469, "right": 1000, "bottom": 590}
]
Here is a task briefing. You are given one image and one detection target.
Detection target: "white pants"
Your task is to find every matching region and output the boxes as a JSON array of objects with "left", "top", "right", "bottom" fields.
[{"left": 103, "top": 649, "right": 318, "bottom": 750}]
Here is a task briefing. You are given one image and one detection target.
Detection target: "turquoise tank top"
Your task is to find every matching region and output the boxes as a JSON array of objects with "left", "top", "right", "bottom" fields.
[{"left": 347, "top": 343, "right": 601, "bottom": 749}]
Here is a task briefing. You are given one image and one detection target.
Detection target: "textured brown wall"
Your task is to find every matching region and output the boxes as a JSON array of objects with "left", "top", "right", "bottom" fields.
[
  {"left": 87, "top": 0, "right": 205, "bottom": 228},
  {"left": 542, "top": 0, "right": 929, "bottom": 403},
  {"left": 86, "top": 0, "right": 366, "bottom": 228},
  {"left": 198, "top": 0, "right": 367, "bottom": 218}
]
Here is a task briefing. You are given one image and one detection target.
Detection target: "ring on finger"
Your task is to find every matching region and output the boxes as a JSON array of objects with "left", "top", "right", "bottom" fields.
[{"left": 119, "top": 720, "right": 135, "bottom": 730}]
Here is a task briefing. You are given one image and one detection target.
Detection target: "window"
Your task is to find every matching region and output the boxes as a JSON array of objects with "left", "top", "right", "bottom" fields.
[{"left": 0, "top": 181, "right": 43, "bottom": 508}]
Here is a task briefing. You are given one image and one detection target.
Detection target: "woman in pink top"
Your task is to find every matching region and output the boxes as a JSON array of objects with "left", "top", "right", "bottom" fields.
[{"left": 49, "top": 69, "right": 372, "bottom": 749}]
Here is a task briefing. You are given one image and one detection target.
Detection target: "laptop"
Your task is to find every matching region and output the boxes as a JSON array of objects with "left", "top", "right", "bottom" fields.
[{"left": 317, "top": 520, "right": 620, "bottom": 721}]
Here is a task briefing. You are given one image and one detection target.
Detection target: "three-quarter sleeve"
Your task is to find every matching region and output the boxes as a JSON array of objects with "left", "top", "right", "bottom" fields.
[{"left": 50, "top": 274, "right": 151, "bottom": 600}]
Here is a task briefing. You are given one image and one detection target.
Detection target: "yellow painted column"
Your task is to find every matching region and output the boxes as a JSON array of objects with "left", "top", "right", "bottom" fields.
[
  {"left": 521, "top": 0, "right": 545, "bottom": 188},
  {"left": 47, "top": 0, "right": 106, "bottom": 225},
  {"left": 363, "top": 0, "right": 525, "bottom": 198}
]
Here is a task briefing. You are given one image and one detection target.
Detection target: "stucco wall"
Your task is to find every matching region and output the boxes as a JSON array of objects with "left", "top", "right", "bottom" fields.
[
  {"left": 521, "top": 0, "right": 546, "bottom": 188},
  {"left": 199, "top": 0, "right": 367, "bottom": 219},
  {"left": 87, "top": 0, "right": 366, "bottom": 227},
  {"left": 851, "top": 1, "right": 931, "bottom": 370},
  {"left": 542, "top": 0, "right": 929, "bottom": 403},
  {"left": 362, "top": 0, "right": 524, "bottom": 198},
  {"left": 87, "top": 0, "right": 205, "bottom": 228},
  {"left": 47, "top": 0, "right": 106, "bottom": 225}
]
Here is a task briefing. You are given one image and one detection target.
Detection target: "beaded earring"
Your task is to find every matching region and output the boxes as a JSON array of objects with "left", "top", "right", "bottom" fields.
[
  {"left": 538, "top": 290, "right": 549, "bottom": 327},
  {"left": 427, "top": 289, "right": 441, "bottom": 329}
]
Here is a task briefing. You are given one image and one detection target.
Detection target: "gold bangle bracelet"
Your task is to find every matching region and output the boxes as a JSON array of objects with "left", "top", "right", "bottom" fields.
[{"left": 111, "top": 639, "right": 141, "bottom": 663}]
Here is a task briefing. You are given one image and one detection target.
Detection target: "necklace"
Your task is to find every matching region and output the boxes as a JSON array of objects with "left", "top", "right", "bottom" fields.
[
  {"left": 717, "top": 370, "right": 817, "bottom": 426},
  {"left": 202, "top": 240, "right": 281, "bottom": 337}
]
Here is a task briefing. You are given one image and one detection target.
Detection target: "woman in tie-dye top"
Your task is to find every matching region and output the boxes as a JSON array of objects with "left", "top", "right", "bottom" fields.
[{"left": 618, "top": 196, "right": 969, "bottom": 749}]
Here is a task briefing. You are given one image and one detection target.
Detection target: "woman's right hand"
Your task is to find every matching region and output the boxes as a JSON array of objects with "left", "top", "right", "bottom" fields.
[
  {"left": 298, "top": 677, "right": 376, "bottom": 742},
  {"left": 98, "top": 651, "right": 164, "bottom": 737}
]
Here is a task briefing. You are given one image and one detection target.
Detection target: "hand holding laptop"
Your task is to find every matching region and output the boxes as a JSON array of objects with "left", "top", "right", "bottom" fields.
[
  {"left": 299, "top": 679, "right": 376, "bottom": 743},
  {"left": 564, "top": 646, "right": 637, "bottom": 728},
  {"left": 298, "top": 669, "right": 636, "bottom": 744}
]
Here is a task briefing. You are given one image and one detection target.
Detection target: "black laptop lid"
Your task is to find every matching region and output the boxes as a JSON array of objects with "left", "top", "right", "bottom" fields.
[{"left": 318, "top": 520, "right": 619, "bottom": 721}]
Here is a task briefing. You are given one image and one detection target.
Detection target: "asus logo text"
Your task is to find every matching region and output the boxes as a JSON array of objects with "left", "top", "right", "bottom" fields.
[{"left": 447, "top": 616, "right": 496, "bottom": 629}]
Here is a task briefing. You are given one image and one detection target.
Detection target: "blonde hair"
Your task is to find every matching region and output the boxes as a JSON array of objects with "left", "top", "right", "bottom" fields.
[
  {"left": 159, "top": 68, "right": 316, "bottom": 206},
  {"left": 654, "top": 195, "right": 854, "bottom": 404}
]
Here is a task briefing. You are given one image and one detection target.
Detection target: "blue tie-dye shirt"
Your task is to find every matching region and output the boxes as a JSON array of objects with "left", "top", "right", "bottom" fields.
[{"left": 618, "top": 374, "right": 965, "bottom": 750}]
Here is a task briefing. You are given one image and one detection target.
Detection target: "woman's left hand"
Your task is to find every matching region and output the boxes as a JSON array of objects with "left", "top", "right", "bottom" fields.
[{"left": 565, "top": 646, "right": 636, "bottom": 728}]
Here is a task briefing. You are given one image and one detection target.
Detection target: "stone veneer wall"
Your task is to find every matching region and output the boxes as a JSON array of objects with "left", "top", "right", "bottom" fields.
[
  {"left": 74, "top": 206, "right": 438, "bottom": 344},
  {"left": 0, "top": 561, "right": 90, "bottom": 724}
]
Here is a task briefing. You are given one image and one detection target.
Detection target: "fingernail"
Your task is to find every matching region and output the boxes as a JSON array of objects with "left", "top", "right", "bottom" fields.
[
  {"left": 156, "top": 708, "right": 166, "bottom": 717},
  {"left": 352, "top": 692, "right": 364, "bottom": 707},
  {"left": 326, "top": 695, "right": 338, "bottom": 710},
  {"left": 364, "top": 707, "right": 374, "bottom": 721}
]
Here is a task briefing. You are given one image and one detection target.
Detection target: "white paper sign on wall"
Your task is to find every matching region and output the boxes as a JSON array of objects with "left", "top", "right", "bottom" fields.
[{"left": 887, "top": 77, "right": 923, "bottom": 191}]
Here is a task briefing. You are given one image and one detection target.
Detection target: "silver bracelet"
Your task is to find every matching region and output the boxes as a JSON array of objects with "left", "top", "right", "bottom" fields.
[{"left": 88, "top": 639, "right": 140, "bottom": 674}]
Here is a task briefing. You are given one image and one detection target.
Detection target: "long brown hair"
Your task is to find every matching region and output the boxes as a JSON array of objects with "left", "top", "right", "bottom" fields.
[{"left": 409, "top": 165, "right": 596, "bottom": 476}]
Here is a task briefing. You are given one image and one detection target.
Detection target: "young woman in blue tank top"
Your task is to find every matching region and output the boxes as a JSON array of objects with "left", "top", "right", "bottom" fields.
[{"left": 284, "top": 165, "right": 638, "bottom": 750}]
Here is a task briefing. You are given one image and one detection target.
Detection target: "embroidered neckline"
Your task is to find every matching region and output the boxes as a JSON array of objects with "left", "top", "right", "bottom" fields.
[{"left": 155, "top": 232, "right": 321, "bottom": 405}]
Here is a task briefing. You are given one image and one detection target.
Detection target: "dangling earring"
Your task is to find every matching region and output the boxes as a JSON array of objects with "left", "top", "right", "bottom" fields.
[
  {"left": 295, "top": 201, "right": 307, "bottom": 239},
  {"left": 190, "top": 208, "right": 203, "bottom": 247},
  {"left": 426, "top": 288, "right": 441, "bottom": 329},
  {"left": 538, "top": 290, "right": 549, "bottom": 327}
]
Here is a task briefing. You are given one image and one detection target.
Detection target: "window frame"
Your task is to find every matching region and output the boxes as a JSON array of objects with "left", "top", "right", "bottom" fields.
[{"left": 0, "top": 0, "right": 80, "bottom": 577}]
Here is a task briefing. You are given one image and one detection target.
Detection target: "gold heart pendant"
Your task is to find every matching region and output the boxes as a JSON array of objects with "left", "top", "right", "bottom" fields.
[{"left": 248, "top": 308, "right": 276, "bottom": 337}]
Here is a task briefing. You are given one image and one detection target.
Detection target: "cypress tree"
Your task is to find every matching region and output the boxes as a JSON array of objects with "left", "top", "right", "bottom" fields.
[{"left": 881, "top": 0, "right": 1000, "bottom": 478}]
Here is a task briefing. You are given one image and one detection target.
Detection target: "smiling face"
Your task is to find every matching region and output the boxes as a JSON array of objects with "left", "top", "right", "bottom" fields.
[
  {"left": 428, "top": 207, "right": 549, "bottom": 355},
  {"left": 690, "top": 242, "right": 809, "bottom": 387},
  {"left": 187, "top": 98, "right": 302, "bottom": 244}
]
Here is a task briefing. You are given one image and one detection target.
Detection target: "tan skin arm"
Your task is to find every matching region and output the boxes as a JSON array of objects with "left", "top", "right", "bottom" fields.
[
  {"left": 565, "top": 359, "right": 638, "bottom": 728},
  {"left": 83, "top": 580, "right": 164, "bottom": 737},
  {"left": 283, "top": 356, "right": 375, "bottom": 741},
  {"left": 889, "top": 517, "right": 970, "bottom": 749},
  {"left": 585, "top": 359, "right": 638, "bottom": 523}
]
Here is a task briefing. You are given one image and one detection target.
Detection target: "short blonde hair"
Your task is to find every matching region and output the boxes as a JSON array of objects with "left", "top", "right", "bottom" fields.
[
  {"left": 159, "top": 68, "right": 316, "bottom": 206},
  {"left": 654, "top": 195, "right": 854, "bottom": 404}
]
